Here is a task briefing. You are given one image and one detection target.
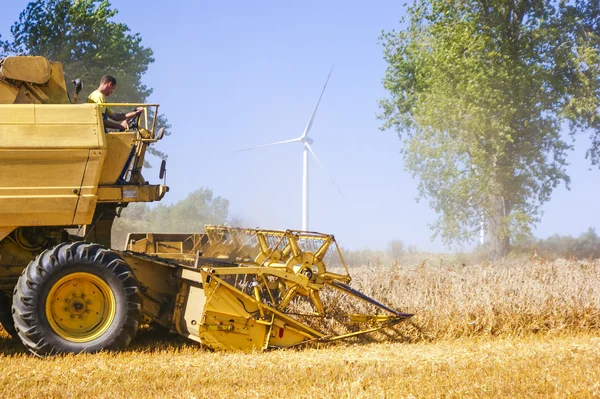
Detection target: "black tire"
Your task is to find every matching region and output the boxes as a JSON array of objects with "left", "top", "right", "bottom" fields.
[
  {"left": 0, "top": 292, "right": 16, "bottom": 337},
  {"left": 12, "top": 242, "right": 141, "bottom": 356}
]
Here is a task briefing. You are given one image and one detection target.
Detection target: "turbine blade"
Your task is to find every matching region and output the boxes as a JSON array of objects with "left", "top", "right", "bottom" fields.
[
  {"left": 232, "top": 137, "right": 302, "bottom": 153},
  {"left": 305, "top": 142, "right": 344, "bottom": 199},
  {"left": 301, "top": 66, "right": 334, "bottom": 139}
]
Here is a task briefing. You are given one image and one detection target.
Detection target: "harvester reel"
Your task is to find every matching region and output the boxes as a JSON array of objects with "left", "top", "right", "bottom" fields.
[
  {"left": 254, "top": 248, "right": 283, "bottom": 266},
  {"left": 184, "top": 226, "right": 414, "bottom": 348},
  {"left": 285, "top": 252, "right": 326, "bottom": 281}
]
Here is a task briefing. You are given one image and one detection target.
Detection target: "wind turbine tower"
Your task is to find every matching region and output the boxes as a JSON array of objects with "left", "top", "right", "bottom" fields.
[{"left": 235, "top": 68, "right": 343, "bottom": 231}]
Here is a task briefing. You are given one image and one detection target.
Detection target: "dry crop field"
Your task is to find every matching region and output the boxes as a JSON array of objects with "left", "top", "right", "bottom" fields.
[{"left": 1, "top": 258, "right": 599, "bottom": 398}]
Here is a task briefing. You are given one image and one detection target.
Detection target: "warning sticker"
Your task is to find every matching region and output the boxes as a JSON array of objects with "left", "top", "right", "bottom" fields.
[{"left": 123, "top": 189, "right": 137, "bottom": 199}]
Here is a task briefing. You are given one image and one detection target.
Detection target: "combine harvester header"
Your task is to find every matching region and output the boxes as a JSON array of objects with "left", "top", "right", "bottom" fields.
[{"left": 125, "top": 226, "right": 413, "bottom": 350}]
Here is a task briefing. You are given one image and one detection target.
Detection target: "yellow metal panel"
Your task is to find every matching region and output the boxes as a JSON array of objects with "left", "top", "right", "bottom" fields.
[
  {"left": 0, "top": 149, "right": 88, "bottom": 227},
  {"left": 0, "top": 124, "right": 101, "bottom": 148},
  {"left": 0, "top": 103, "right": 106, "bottom": 228},
  {"left": 0, "top": 81, "right": 18, "bottom": 104},
  {"left": 174, "top": 273, "right": 272, "bottom": 351},
  {"left": 268, "top": 322, "right": 308, "bottom": 348},
  {"left": 180, "top": 284, "right": 207, "bottom": 339},
  {"left": 99, "top": 133, "right": 136, "bottom": 184},
  {"left": 45, "top": 62, "right": 69, "bottom": 104},
  {"left": 14, "top": 85, "right": 40, "bottom": 104},
  {"left": 0, "top": 196, "right": 79, "bottom": 225},
  {"left": 0, "top": 105, "right": 35, "bottom": 124},
  {"left": 72, "top": 195, "right": 98, "bottom": 225},
  {"left": 0, "top": 227, "right": 15, "bottom": 241},
  {"left": 80, "top": 150, "right": 105, "bottom": 194},
  {"left": 0, "top": 104, "right": 104, "bottom": 149},
  {"left": 97, "top": 184, "right": 168, "bottom": 202},
  {"left": 199, "top": 280, "right": 270, "bottom": 351},
  {"left": 0, "top": 56, "right": 52, "bottom": 84},
  {"left": 119, "top": 252, "right": 180, "bottom": 326},
  {"left": 34, "top": 104, "right": 99, "bottom": 124},
  {"left": 0, "top": 149, "right": 89, "bottom": 189},
  {"left": 126, "top": 233, "right": 204, "bottom": 257},
  {"left": 73, "top": 149, "right": 105, "bottom": 224},
  {"left": 97, "top": 187, "right": 126, "bottom": 201}
]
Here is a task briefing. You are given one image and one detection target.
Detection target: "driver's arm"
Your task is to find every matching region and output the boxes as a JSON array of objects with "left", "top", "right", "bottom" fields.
[
  {"left": 104, "top": 119, "right": 127, "bottom": 131},
  {"left": 110, "top": 107, "right": 144, "bottom": 122}
]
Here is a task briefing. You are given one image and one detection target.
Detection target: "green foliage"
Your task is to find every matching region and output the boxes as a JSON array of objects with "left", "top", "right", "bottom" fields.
[
  {"left": 1, "top": 0, "right": 168, "bottom": 161},
  {"left": 112, "top": 188, "right": 230, "bottom": 248},
  {"left": 380, "top": 0, "right": 600, "bottom": 256}
]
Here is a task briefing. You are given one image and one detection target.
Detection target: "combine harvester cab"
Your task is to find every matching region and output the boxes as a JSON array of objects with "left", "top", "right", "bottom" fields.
[
  {"left": 0, "top": 55, "right": 167, "bottom": 355},
  {"left": 0, "top": 55, "right": 412, "bottom": 356}
]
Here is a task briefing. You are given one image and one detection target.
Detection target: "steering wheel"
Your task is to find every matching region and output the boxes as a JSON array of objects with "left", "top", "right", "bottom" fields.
[{"left": 127, "top": 109, "right": 143, "bottom": 130}]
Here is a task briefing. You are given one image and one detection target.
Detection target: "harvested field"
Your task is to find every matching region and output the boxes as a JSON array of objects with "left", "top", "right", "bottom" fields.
[
  {"left": 1, "top": 258, "right": 599, "bottom": 398},
  {"left": 1, "top": 330, "right": 599, "bottom": 398}
]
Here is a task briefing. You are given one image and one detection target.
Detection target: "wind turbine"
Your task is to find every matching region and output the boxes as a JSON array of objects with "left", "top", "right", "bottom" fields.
[{"left": 234, "top": 67, "right": 343, "bottom": 231}]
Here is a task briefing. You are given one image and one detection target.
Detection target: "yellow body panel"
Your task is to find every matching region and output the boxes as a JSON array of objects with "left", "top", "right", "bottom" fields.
[
  {"left": 0, "top": 104, "right": 105, "bottom": 227},
  {"left": 99, "top": 133, "right": 136, "bottom": 184},
  {"left": 97, "top": 185, "right": 168, "bottom": 203},
  {"left": 0, "top": 57, "right": 70, "bottom": 104},
  {"left": 0, "top": 227, "right": 15, "bottom": 242},
  {"left": 74, "top": 149, "right": 104, "bottom": 224},
  {"left": 0, "top": 56, "right": 52, "bottom": 84},
  {"left": 127, "top": 233, "right": 204, "bottom": 257},
  {"left": 0, "top": 81, "right": 18, "bottom": 104}
]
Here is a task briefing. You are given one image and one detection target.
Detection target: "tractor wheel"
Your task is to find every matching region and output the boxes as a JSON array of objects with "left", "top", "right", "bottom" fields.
[
  {"left": 12, "top": 242, "right": 141, "bottom": 356},
  {"left": 0, "top": 292, "right": 16, "bottom": 337}
]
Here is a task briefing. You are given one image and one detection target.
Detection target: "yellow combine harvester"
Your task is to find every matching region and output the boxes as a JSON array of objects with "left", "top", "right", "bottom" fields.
[{"left": 0, "top": 55, "right": 412, "bottom": 356}]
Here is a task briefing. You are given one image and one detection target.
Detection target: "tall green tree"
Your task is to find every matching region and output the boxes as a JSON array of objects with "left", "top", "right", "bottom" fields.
[
  {"left": 1, "top": 0, "right": 168, "bottom": 160},
  {"left": 380, "top": 0, "right": 600, "bottom": 258}
]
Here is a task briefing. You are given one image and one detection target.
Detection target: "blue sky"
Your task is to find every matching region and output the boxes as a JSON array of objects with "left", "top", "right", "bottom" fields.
[{"left": 1, "top": 1, "right": 598, "bottom": 251}]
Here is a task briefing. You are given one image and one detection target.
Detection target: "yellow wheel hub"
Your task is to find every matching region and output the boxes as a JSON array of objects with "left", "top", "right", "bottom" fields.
[{"left": 45, "top": 272, "right": 116, "bottom": 342}]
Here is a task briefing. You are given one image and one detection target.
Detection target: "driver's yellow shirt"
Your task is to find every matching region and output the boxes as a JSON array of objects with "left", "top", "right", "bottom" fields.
[{"left": 87, "top": 90, "right": 116, "bottom": 119}]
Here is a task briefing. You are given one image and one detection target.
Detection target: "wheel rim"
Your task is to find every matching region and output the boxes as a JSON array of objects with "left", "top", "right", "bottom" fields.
[{"left": 45, "top": 272, "right": 116, "bottom": 343}]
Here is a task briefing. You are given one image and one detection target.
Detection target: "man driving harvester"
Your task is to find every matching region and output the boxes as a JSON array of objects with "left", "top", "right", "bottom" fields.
[{"left": 88, "top": 75, "right": 143, "bottom": 131}]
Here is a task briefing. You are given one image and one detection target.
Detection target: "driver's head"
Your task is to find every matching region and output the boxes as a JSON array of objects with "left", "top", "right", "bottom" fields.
[{"left": 99, "top": 75, "right": 117, "bottom": 96}]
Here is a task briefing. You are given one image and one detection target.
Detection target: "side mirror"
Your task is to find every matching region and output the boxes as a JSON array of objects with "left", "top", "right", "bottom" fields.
[
  {"left": 71, "top": 78, "right": 83, "bottom": 104},
  {"left": 159, "top": 159, "right": 167, "bottom": 180},
  {"left": 156, "top": 127, "right": 165, "bottom": 140},
  {"left": 72, "top": 79, "right": 82, "bottom": 94}
]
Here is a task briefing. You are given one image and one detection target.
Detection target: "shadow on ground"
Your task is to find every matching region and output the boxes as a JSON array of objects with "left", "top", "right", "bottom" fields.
[
  {"left": 0, "top": 324, "right": 197, "bottom": 357},
  {"left": 0, "top": 323, "right": 417, "bottom": 357}
]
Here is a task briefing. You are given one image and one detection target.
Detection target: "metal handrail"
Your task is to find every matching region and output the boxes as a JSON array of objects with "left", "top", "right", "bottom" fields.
[{"left": 99, "top": 103, "right": 161, "bottom": 139}]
